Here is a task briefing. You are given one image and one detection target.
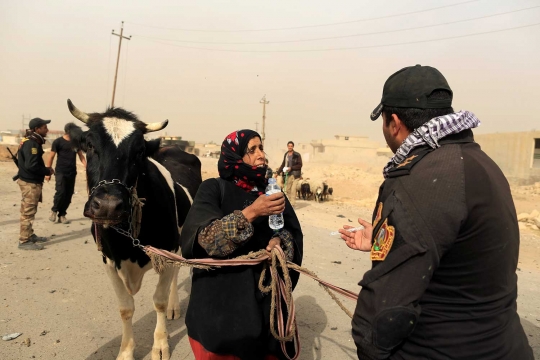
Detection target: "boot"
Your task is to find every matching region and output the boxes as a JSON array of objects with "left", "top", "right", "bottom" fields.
[{"left": 58, "top": 216, "right": 70, "bottom": 224}]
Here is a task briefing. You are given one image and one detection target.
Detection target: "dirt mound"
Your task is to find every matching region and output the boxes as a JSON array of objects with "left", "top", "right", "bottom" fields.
[{"left": 0, "top": 145, "right": 19, "bottom": 162}]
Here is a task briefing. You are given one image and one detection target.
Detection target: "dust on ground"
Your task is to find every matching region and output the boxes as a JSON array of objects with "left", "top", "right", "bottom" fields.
[{"left": 0, "top": 157, "right": 539, "bottom": 359}]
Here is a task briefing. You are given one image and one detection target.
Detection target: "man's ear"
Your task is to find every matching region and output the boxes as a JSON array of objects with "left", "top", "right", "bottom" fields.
[{"left": 390, "top": 114, "right": 403, "bottom": 136}]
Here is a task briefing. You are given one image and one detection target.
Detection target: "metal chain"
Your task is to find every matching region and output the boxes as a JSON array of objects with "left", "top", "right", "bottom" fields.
[
  {"left": 89, "top": 179, "right": 133, "bottom": 196},
  {"left": 91, "top": 178, "right": 140, "bottom": 250},
  {"left": 111, "top": 225, "right": 144, "bottom": 249}
]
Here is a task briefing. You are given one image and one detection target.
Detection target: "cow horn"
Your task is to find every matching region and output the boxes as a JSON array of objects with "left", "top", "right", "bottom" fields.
[
  {"left": 67, "top": 99, "right": 89, "bottom": 124},
  {"left": 145, "top": 120, "right": 169, "bottom": 133}
]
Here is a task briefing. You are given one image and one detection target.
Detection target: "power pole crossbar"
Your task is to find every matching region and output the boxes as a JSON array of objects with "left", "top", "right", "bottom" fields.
[{"left": 111, "top": 21, "right": 131, "bottom": 108}]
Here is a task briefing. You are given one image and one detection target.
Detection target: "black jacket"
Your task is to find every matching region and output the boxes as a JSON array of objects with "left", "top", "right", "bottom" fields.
[
  {"left": 180, "top": 178, "right": 303, "bottom": 359},
  {"left": 353, "top": 130, "right": 533, "bottom": 360},
  {"left": 277, "top": 151, "right": 302, "bottom": 178},
  {"left": 17, "top": 135, "right": 52, "bottom": 184}
]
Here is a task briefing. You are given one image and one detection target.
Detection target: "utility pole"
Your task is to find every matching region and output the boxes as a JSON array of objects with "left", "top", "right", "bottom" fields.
[
  {"left": 111, "top": 21, "right": 131, "bottom": 108},
  {"left": 259, "top": 95, "right": 269, "bottom": 143},
  {"left": 255, "top": 122, "right": 259, "bottom": 132},
  {"left": 22, "top": 114, "right": 31, "bottom": 131}
]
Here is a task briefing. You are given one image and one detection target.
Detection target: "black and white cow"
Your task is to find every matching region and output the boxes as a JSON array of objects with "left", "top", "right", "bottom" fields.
[{"left": 67, "top": 100, "right": 201, "bottom": 360}]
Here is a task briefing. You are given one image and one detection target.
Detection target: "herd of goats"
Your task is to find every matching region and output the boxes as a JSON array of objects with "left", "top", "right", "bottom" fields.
[{"left": 277, "top": 176, "right": 334, "bottom": 202}]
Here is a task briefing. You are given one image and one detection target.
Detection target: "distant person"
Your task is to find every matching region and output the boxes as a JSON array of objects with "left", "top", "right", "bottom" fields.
[
  {"left": 277, "top": 141, "right": 302, "bottom": 207},
  {"left": 340, "top": 65, "right": 534, "bottom": 359},
  {"left": 46, "top": 122, "right": 86, "bottom": 224},
  {"left": 17, "top": 118, "right": 55, "bottom": 250}
]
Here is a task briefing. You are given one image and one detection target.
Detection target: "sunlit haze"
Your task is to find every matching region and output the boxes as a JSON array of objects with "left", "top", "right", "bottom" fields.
[{"left": 1, "top": 0, "right": 539, "bottom": 152}]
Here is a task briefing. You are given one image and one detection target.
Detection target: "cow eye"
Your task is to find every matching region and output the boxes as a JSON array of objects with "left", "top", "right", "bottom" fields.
[{"left": 87, "top": 142, "right": 94, "bottom": 150}]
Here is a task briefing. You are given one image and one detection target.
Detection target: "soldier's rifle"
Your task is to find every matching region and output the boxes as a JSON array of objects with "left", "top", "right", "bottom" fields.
[{"left": 6, "top": 147, "right": 19, "bottom": 181}]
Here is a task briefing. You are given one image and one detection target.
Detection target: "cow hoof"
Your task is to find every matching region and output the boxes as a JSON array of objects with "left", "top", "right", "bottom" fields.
[
  {"left": 167, "top": 307, "right": 181, "bottom": 320},
  {"left": 116, "top": 339, "right": 135, "bottom": 360},
  {"left": 116, "top": 352, "right": 135, "bottom": 360},
  {"left": 152, "top": 344, "right": 170, "bottom": 360}
]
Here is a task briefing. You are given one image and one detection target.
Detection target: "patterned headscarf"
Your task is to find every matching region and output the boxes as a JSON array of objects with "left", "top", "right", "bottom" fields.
[{"left": 218, "top": 129, "right": 268, "bottom": 194}]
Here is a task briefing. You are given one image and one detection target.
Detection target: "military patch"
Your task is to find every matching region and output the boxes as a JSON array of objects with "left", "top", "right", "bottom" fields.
[
  {"left": 31, "top": 148, "right": 37, "bottom": 155},
  {"left": 373, "top": 202, "right": 383, "bottom": 228},
  {"left": 370, "top": 219, "right": 395, "bottom": 261},
  {"left": 386, "top": 147, "right": 434, "bottom": 178},
  {"left": 396, "top": 155, "right": 418, "bottom": 168}
]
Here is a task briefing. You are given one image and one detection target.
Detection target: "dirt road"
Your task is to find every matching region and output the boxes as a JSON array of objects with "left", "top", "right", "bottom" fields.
[{"left": 1, "top": 159, "right": 539, "bottom": 359}]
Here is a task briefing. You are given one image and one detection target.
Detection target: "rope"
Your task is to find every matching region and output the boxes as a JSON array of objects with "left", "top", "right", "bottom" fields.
[
  {"left": 143, "top": 244, "right": 359, "bottom": 359},
  {"left": 130, "top": 187, "right": 145, "bottom": 239}
]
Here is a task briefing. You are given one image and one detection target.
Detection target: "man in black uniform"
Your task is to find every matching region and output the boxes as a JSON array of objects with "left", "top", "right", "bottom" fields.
[
  {"left": 45, "top": 122, "right": 86, "bottom": 224},
  {"left": 340, "top": 65, "right": 533, "bottom": 359},
  {"left": 17, "top": 118, "right": 55, "bottom": 250}
]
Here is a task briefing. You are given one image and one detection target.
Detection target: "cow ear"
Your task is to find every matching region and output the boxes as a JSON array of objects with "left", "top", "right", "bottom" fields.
[
  {"left": 73, "top": 130, "right": 89, "bottom": 152},
  {"left": 145, "top": 139, "right": 161, "bottom": 156}
]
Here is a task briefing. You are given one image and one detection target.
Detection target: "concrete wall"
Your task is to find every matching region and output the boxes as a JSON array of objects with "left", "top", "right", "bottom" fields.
[
  {"left": 0, "top": 134, "right": 20, "bottom": 145},
  {"left": 308, "top": 136, "right": 383, "bottom": 164},
  {"left": 475, "top": 131, "right": 540, "bottom": 184}
]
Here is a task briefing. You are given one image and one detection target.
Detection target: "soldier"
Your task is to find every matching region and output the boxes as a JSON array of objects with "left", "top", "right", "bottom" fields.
[
  {"left": 45, "top": 122, "right": 86, "bottom": 224},
  {"left": 340, "top": 65, "right": 533, "bottom": 359},
  {"left": 17, "top": 118, "right": 55, "bottom": 250}
]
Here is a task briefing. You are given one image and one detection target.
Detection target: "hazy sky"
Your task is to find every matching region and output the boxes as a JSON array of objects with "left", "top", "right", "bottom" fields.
[{"left": 1, "top": 0, "right": 539, "bottom": 151}]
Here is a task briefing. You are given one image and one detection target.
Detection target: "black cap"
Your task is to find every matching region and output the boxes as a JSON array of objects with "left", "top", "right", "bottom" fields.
[
  {"left": 370, "top": 65, "right": 452, "bottom": 121},
  {"left": 28, "top": 117, "right": 51, "bottom": 130}
]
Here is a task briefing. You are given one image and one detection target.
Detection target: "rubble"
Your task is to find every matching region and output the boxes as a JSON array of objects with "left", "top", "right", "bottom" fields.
[{"left": 517, "top": 210, "right": 540, "bottom": 230}]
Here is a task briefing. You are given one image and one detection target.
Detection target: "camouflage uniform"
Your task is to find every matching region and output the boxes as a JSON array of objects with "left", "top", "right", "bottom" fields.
[
  {"left": 18, "top": 180, "right": 43, "bottom": 243},
  {"left": 17, "top": 129, "right": 52, "bottom": 245}
]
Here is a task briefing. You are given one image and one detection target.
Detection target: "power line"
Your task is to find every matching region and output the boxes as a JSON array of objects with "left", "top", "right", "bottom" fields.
[
  {"left": 137, "top": 22, "right": 540, "bottom": 53},
  {"left": 131, "top": 5, "right": 540, "bottom": 45},
  {"left": 126, "top": 0, "right": 481, "bottom": 33}
]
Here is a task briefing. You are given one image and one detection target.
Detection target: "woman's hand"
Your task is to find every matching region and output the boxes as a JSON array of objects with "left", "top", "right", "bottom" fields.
[
  {"left": 339, "top": 218, "right": 373, "bottom": 252},
  {"left": 242, "top": 192, "right": 285, "bottom": 222},
  {"left": 266, "top": 237, "right": 281, "bottom": 255}
]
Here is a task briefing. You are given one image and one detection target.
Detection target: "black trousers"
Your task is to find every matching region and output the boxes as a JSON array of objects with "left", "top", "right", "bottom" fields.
[{"left": 51, "top": 173, "right": 76, "bottom": 216}]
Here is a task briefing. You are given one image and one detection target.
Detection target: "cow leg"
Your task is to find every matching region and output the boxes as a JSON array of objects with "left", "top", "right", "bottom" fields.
[
  {"left": 151, "top": 268, "right": 175, "bottom": 360},
  {"left": 167, "top": 266, "right": 180, "bottom": 320},
  {"left": 104, "top": 260, "right": 136, "bottom": 360}
]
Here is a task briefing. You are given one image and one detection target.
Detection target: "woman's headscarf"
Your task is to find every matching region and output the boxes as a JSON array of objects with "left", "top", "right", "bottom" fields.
[{"left": 218, "top": 129, "right": 268, "bottom": 194}]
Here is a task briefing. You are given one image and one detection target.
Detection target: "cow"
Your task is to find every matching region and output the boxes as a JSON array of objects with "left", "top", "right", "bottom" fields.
[{"left": 67, "top": 100, "right": 201, "bottom": 360}]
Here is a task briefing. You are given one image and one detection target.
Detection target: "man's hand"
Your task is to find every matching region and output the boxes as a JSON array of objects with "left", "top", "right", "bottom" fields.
[
  {"left": 339, "top": 218, "right": 373, "bottom": 252},
  {"left": 48, "top": 168, "right": 55, "bottom": 176},
  {"left": 266, "top": 237, "right": 281, "bottom": 255},
  {"left": 45, "top": 175, "right": 51, "bottom": 182},
  {"left": 242, "top": 193, "right": 285, "bottom": 222}
]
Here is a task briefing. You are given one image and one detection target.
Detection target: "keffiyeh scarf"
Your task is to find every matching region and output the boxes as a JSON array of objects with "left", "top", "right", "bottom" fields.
[{"left": 383, "top": 110, "right": 481, "bottom": 178}]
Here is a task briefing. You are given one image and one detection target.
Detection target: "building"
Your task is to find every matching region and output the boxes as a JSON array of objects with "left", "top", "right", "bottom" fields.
[
  {"left": 475, "top": 131, "right": 540, "bottom": 184},
  {"left": 308, "top": 135, "right": 383, "bottom": 163},
  {"left": 158, "top": 136, "right": 196, "bottom": 154}
]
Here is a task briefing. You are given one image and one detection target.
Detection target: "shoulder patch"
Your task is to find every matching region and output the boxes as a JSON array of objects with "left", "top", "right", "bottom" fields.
[
  {"left": 31, "top": 147, "right": 38, "bottom": 154},
  {"left": 387, "top": 147, "right": 433, "bottom": 178},
  {"left": 371, "top": 219, "right": 395, "bottom": 261}
]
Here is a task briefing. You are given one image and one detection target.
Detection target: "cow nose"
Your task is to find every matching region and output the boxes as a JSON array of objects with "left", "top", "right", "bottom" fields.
[{"left": 90, "top": 197, "right": 124, "bottom": 219}]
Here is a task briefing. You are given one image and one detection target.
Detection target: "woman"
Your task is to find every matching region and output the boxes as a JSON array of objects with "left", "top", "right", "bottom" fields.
[{"left": 181, "top": 129, "right": 303, "bottom": 360}]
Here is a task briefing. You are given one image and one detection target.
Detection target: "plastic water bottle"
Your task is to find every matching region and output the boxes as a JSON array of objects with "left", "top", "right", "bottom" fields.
[{"left": 266, "top": 178, "right": 284, "bottom": 230}]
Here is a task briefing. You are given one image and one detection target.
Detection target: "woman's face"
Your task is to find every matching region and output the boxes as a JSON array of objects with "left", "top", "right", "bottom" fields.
[{"left": 242, "top": 136, "right": 266, "bottom": 167}]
